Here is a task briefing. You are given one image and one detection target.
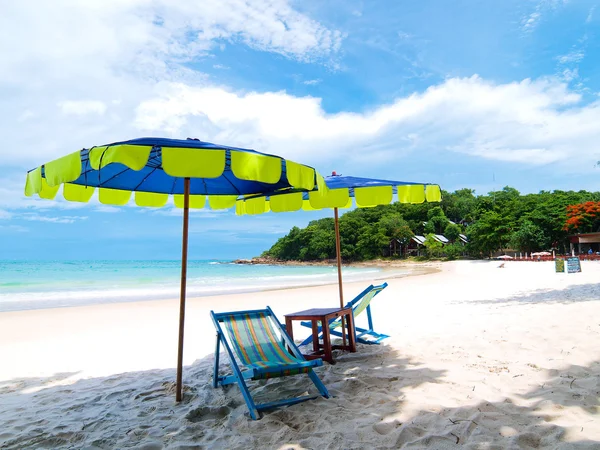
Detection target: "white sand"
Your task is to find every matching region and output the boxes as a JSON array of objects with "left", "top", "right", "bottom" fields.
[{"left": 0, "top": 260, "right": 599, "bottom": 449}]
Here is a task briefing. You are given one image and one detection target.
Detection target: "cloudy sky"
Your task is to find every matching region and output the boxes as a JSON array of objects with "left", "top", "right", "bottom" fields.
[{"left": 1, "top": 0, "right": 600, "bottom": 259}]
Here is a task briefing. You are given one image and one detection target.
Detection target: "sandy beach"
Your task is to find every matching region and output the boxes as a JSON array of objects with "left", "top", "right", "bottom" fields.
[{"left": 1, "top": 260, "right": 599, "bottom": 449}]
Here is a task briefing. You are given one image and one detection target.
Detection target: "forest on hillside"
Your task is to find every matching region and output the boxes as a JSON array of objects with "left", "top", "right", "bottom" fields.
[{"left": 261, "top": 187, "right": 600, "bottom": 261}]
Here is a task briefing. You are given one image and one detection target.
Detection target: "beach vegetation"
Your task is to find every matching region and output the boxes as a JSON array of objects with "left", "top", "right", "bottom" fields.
[
  {"left": 444, "top": 223, "right": 462, "bottom": 242},
  {"left": 564, "top": 201, "right": 600, "bottom": 233},
  {"left": 509, "top": 220, "right": 550, "bottom": 254},
  {"left": 423, "top": 234, "right": 444, "bottom": 258},
  {"left": 262, "top": 187, "right": 600, "bottom": 261},
  {"left": 443, "top": 242, "right": 464, "bottom": 260}
]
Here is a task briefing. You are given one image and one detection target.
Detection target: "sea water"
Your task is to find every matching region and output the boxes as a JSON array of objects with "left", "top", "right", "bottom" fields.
[{"left": 0, "top": 260, "right": 388, "bottom": 312}]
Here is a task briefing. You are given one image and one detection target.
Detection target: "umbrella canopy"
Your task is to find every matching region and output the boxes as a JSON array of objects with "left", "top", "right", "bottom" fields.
[
  {"left": 24, "top": 137, "right": 324, "bottom": 401},
  {"left": 496, "top": 255, "right": 513, "bottom": 260},
  {"left": 531, "top": 251, "right": 551, "bottom": 256},
  {"left": 235, "top": 173, "right": 441, "bottom": 215},
  {"left": 25, "top": 137, "right": 319, "bottom": 206}
]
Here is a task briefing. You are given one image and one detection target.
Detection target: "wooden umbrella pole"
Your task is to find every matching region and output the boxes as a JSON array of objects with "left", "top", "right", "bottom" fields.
[
  {"left": 334, "top": 207, "right": 346, "bottom": 347},
  {"left": 176, "top": 177, "right": 191, "bottom": 402}
]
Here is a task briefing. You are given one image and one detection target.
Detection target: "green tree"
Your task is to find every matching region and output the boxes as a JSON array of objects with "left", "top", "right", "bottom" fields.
[
  {"left": 378, "top": 213, "right": 413, "bottom": 256},
  {"left": 379, "top": 214, "right": 411, "bottom": 242},
  {"left": 426, "top": 206, "right": 449, "bottom": 234},
  {"left": 356, "top": 224, "right": 388, "bottom": 260},
  {"left": 466, "top": 211, "right": 511, "bottom": 257},
  {"left": 509, "top": 220, "right": 549, "bottom": 253},
  {"left": 261, "top": 187, "right": 600, "bottom": 262},
  {"left": 444, "top": 243, "right": 464, "bottom": 260},
  {"left": 423, "top": 234, "right": 444, "bottom": 258},
  {"left": 444, "top": 223, "right": 462, "bottom": 242},
  {"left": 423, "top": 221, "right": 435, "bottom": 235},
  {"left": 442, "top": 188, "right": 477, "bottom": 223}
]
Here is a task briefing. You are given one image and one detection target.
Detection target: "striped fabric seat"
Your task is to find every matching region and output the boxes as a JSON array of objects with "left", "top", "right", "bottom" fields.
[
  {"left": 221, "top": 312, "right": 312, "bottom": 379},
  {"left": 327, "top": 288, "right": 380, "bottom": 331},
  {"left": 211, "top": 307, "right": 329, "bottom": 419},
  {"left": 300, "top": 283, "right": 389, "bottom": 346}
]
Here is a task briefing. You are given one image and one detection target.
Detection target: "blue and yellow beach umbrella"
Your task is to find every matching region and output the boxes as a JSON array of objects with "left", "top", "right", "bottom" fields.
[
  {"left": 235, "top": 173, "right": 442, "bottom": 320},
  {"left": 235, "top": 173, "right": 441, "bottom": 215},
  {"left": 25, "top": 137, "right": 319, "bottom": 207},
  {"left": 24, "top": 137, "right": 323, "bottom": 402}
]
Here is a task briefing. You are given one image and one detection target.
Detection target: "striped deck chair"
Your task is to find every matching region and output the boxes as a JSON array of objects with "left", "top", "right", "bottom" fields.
[
  {"left": 300, "top": 283, "right": 389, "bottom": 346},
  {"left": 211, "top": 306, "right": 329, "bottom": 420}
]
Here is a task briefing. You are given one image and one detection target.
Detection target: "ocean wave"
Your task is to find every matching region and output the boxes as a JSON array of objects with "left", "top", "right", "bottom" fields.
[{"left": 0, "top": 261, "right": 393, "bottom": 312}]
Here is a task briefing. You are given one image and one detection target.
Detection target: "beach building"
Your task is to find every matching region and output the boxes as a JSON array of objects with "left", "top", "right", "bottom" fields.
[
  {"left": 432, "top": 234, "right": 449, "bottom": 245},
  {"left": 569, "top": 232, "right": 600, "bottom": 254},
  {"left": 406, "top": 234, "right": 451, "bottom": 256},
  {"left": 388, "top": 238, "right": 402, "bottom": 256},
  {"left": 406, "top": 235, "right": 426, "bottom": 256}
]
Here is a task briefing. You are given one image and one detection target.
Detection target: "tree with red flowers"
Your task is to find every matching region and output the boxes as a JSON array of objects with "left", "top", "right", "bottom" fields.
[{"left": 564, "top": 201, "right": 600, "bottom": 233}]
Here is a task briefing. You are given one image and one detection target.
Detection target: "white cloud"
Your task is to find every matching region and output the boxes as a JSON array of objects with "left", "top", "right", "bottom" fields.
[
  {"left": 0, "top": 0, "right": 343, "bottom": 168},
  {"left": 0, "top": 209, "right": 12, "bottom": 220},
  {"left": 303, "top": 79, "right": 322, "bottom": 86},
  {"left": 94, "top": 206, "right": 122, "bottom": 214},
  {"left": 19, "top": 213, "right": 88, "bottom": 224},
  {"left": 58, "top": 101, "right": 107, "bottom": 116},
  {"left": 0, "top": 0, "right": 342, "bottom": 86},
  {"left": 134, "top": 75, "right": 600, "bottom": 169},
  {"left": 189, "top": 217, "right": 296, "bottom": 235},
  {"left": 2, "top": 0, "right": 600, "bottom": 220},
  {"left": 561, "top": 68, "right": 579, "bottom": 82},
  {"left": 557, "top": 50, "right": 585, "bottom": 64},
  {"left": 18, "top": 110, "right": 35, "bottom": 122},
  {"left": 521, "top": 1, "right": 569, "bottom": 33},
  {"left": 522, "top": 12, "right": 542, "bottom": 32},
  {"left": 147, "top": 207, "right": 227, "bottom": 218},
  {"left": 0, "top": 224, "right": 28, "bottom": 233},
  {"left": 587, "top": 6, "right": 595, "bottom": 23}
]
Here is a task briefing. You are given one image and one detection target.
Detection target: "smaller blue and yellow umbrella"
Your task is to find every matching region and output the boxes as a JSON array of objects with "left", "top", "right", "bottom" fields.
[{"left": 235, "top": 173, "right": 442, "bottom": 344}]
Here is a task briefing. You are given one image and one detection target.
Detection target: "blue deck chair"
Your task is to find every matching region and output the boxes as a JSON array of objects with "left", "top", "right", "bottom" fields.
[
  {"left": 211, "top": 306, "right": 329, "bottom": 420},
  {"left": 300, "top": 283, "right": 389, "bottom": 347}
]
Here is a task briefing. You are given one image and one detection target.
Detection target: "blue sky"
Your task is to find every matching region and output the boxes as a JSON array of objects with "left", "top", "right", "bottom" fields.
[{"left": 1, "top": 0, "right": 600, "bottom": 260}]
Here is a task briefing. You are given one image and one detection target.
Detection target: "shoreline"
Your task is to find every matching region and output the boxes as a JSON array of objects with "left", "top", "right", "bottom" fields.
[
  {"left": 235, "top": 256, "right": 447, "bottom": 270},
  {"left": 0, "top": 261, "right": 440, "bottom": 314}
]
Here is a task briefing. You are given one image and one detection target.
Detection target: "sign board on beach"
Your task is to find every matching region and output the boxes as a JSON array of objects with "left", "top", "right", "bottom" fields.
[
  {"left": 566, "top": 257, "right": 581, "bottom": 274},
  {"left": 555, "top": 259, "right": 564, "bottom": 273}
]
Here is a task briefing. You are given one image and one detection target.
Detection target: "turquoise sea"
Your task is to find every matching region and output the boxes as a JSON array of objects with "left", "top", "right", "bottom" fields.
[{"left": 0, "top": 260, "right": 387, "bottom": 312}]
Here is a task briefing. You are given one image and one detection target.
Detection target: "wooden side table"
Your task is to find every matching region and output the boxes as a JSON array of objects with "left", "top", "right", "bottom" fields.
[{"left": 285, "top": 307, "right": 356, "bottom": 364}]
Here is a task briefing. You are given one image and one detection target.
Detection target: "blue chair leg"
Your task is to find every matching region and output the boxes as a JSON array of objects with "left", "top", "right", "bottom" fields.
[
  {"left": 366, "top": 305, "right": 374, "bottom": 332},
  {"left": 213, "top": 333, "right": 221, "bottom": 388},
  {"left": 308, "top": 369, "right": 330, "bottom": 398},
  {"left": 301, "top": 324, "right": 324, "bottom": 346},
  {"left": 221, "top": 346, "right": 260, "bottom": 419},
  {"left": 236, "top": 376, "right": 259, "bottom": 420}
]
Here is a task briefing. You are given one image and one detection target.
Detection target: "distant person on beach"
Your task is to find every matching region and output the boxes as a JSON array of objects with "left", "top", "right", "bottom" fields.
[{"left": 588, "top": 248, "right": 593, "bottom": 255}]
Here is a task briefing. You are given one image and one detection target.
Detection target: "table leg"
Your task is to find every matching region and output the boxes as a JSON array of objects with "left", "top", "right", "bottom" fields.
[
  {"left": 346, "top": 312, "right": 357, "bottom": 352},
  {"left": 285, "top": 317, "right": 294, "bottom": 355},
  {"left": 321, "top": 318, "right": 333, "bottom": 363},
  {"left": 311, "top": 320, "right": 319, "bottom": 353}
]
